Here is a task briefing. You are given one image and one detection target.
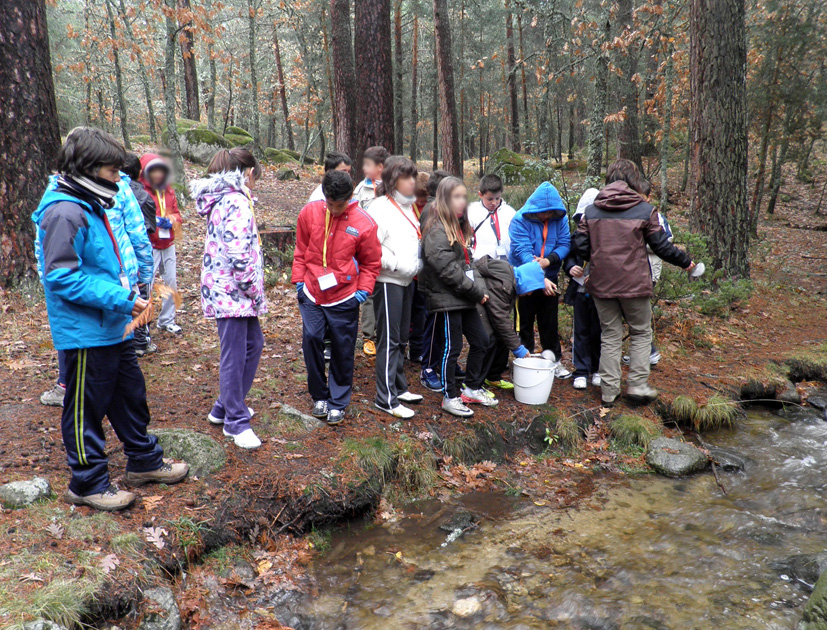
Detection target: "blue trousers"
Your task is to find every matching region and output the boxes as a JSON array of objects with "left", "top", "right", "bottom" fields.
[
  {"left": 211, "top": 317, "right": 264, "bottom": 435},
  {"left": 299, "top": 292, "right": 359, "bottom": 410},
  {"left": 421, "top": 312, "right": 441, "bottom": 372},
  {"left": 61, "top": 342, "right": 164, "bottom": 496},
  {"left": 572, "top": 292, "right": 602, "bottom": 377},
  {"left": 409, "top": 280, "right": 428, "bottom": 361}
]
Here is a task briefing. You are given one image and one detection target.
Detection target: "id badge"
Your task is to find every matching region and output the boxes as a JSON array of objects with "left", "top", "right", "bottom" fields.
[
  {"left": 158, "top": 228, "right": 171, "bottom": 239},
  {"left": 119, "top": 272, "right": 130, "bottom": 290},
  {"left": 495, "top": 245, "right": 508, "bottom": 260},
  {"left": 465, "top": 269, "right": 475, "bottom": 281},
  {"left": 318, "top": 272, "right": 338, "bottom": 291}
]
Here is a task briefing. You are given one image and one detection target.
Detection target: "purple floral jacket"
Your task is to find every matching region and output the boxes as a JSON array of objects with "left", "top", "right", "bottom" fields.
[{"left": 191, "top": 171, "right": 267, "bottom": 319}]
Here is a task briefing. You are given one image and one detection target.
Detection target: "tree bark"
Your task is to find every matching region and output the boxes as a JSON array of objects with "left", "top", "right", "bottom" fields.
[
  {"left": 409, "top": 11, "right": 420, "bottom": 161},
  {"left": 587, "top": 19, "right": 610, "bottom": 177},
  {"left": 116, "top": 0, "right": 156, "bottom": 140},
  {"left": 272, "top": 21, "right": 294, "bottom": 151},
  {"left": 247, "top": 0, "right": 260, "bottom": 141},
  {"left": 330, "top": 0, "right": 357, "bottom": 158},
  {"left": 321, "top": 6, "right": 335, "bottom": 149},
  {"left": 0, "top": 0, "right": 61, "bottom": 286},
  {"left": 504, "top": 0, "right": 521, "bottom": 152},
  {"left": 617, "top": 0, "right": 642, "bottom": 169},
  {"left": 394, "top": 0, "right": 404, "bottom": 151},
  {"left": 659, "top": 2, "right": 675, "bottom": 210},
  {"left": 163, "top": 0, "right": 186, "bottom": 186},
  {"left": 104, "top": 0, "right": 131, "bottom": 149},
  {"left": 432, "top": 67, "right": 439, "bottom": 170},
  {"left": 689, "top": 0, "right": 749, "bottom": 278},
  {"left": 178, "top": 0, "right": 200, "bottom": 120},
  {"left": 517, "top": 11, "right": 529, "bottom": 131},
  {"left": 433, "top": 0, "right": 461, "bottom": 175}
]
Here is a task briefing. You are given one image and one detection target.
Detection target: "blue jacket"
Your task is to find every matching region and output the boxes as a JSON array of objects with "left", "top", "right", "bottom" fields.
[
  {"left": 33, "top": 187, "right": 138, "bottom": 351},
  {"left": 508, "top": 182, "right": 571, "bottom": 279}
]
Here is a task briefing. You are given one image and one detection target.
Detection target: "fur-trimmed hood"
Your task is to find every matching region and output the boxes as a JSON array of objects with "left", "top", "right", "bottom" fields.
[{"left": 190, "top": 170, "right": 249, "bottom": 217}]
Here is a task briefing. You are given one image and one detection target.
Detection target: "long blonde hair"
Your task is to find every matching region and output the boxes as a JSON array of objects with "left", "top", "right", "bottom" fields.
[{"left": 425, "top": 176, "right": 471, "bottom": 246}]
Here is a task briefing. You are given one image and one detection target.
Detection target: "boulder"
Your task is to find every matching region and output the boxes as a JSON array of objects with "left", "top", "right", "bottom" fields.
[
  {"left": 779, "top": 380, "right": 802, "bottom": 405},
  {"left": 645, "top": 438, "right": 709, "bottom": 477},
  {"left": 276, "top": 168, "right": 300, "bottom": 181},
  {"left": 224, "top": 125, "right": 253, "bottom": 138},
  {"left": 140, "top": 587, "right": 181, "bottom": 630},
  {"left": 150, "top": 429, "right": 226, "bottom": 477},
  {"left": 800, "top": 569, "right": 827, "bottom": 630},
  {"left": 707, "top": 447, "right": 747, "bottom": 472},
  {"left": 0, "top": 477, "right": 51, "bottom": 508},
  {"left": 224, "top": 133, "right": 254, "bottom": 148},
  {"left": 264, "top": 148, "right": 293, "bottom": 164},
  {"left": 452, "top": 596, "right": 482, "bottom": 618},
  {"left": 774, "top": 551, "right": 827, "bottom": 586},
  {"left": 279, "top": 404, "right": 325, "bottom": 431},
  {"left": 486, "top": 147, "right": 554, "bottom": 186},
  {"left": 177, "top": 128, "right": 231, "bottom": 165},
  {"left": 131, "top": 135, "right": 152, "bottom": 145},
  {"left": 807, "top": 390, "right": 827, "bottom": 412},
  {"left": 774, "top": 406, "right": 823, "bottom": 424},
  {"left": 277, "top": 148, "right": 315, "bottom": 164}
]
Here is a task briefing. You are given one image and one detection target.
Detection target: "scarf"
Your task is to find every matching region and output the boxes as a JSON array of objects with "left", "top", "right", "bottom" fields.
[
  {"left": 58, "top": 174, "right": 119, "bottom": 209},
  {"left": 393, "top": 190, "right": 416, "bottom": 207}
]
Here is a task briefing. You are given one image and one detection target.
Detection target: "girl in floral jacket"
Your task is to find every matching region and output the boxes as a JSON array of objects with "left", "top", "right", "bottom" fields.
[{"left": 190, "top": 148, "right": 266, "bottom": 449}]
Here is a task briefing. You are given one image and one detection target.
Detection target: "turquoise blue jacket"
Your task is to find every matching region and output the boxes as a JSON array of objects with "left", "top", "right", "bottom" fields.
[
  {"left": 33, "top": 187, "right": 138, "bottom": 350},
  {"left": 508, "top": 182, "right": 571, "bottom": 279}
]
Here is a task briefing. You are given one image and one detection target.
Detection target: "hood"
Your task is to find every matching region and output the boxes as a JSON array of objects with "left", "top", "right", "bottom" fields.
[
  {"left": 473, "top": 256, "right": 512, "bottom": 280},
  {"left": 140, "top": 153, "right": 172, "bottom": 189},
  {"left": 514, "top": 261, "right": 546, "bottom": 295},
  {"left": 190, "top": 170, "right": 247, "bottom": 217},
  {"left": 594, "top": 181, "right": 644, "bottom": 212},
  {"left": 573, "top": 187, "right": 600, "bottom": 223},
  {"left": 518, "top": 182, "right": 567, "bottom": 220},
  {"left": 32, "top": 185, "right": 93, "bottom": 226}
]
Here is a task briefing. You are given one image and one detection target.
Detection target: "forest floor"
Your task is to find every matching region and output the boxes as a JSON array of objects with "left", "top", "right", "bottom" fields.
[{"left": 0, "top": 153, "right": 825, "bottom": 628}]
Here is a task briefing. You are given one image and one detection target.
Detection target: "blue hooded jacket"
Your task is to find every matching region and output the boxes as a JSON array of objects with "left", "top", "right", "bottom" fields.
[
  {"left": 32, "top": 187, "right": 138, "bottom": 351},
  {"left": 508, "top": 182, "right": 571, "bottom": 279}
]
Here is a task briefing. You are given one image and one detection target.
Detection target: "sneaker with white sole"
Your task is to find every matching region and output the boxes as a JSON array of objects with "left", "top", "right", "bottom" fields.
[
  {"left": 626, "top": 384, "right": 659, "bottom": 403},
  {"left": 223, "top": 428, "right": 262, "bottom": 449},
  {"left": 158, "top": 323, "right": 182, "bottom": 334},
  {"left": 40, "top": 384, "right": 66, "bottom": 407},
  {"left": 326, "top": 409, "right": 345, "bottom": 425},
  {"left": 554, "top": 363, "right": 572, "bottom": 379},
  {"left": 461, "top": 386, "right": 499, "bottom": 407},
  {"left": 573, "top": 376, "right": 588, "bottom": 390},
  {"left": 311, "top": 400, "right": 329, "bottom": 418},
  {"left": 591, "top": 373, "right": 602, "bottom": 387},
  {"left": 375, "top": 403, "right": 415, "bottom": 419},
  {"left": 208, "top": 407, "right": 255, "bottom": 425},
  {"left": 125, "top": 460, "right": 189, "bottom": 487},
  {"left": 649, "top": 351, "right": 662, "bottom": 366},
  {"left": 442, "top": 396, "right": 474, "bottom": 418},
  {"left": 398, "top": 391, "right": 423, "bottom": 404},
  {"left": 65, "top": 485, "right": 135, "bottom": 512},
  {"left": 135, "top": 342, "right": 158, "bottom": 358},
  {"left": 485, "top": 379, "right": 515, "bottom": 390},
  {"left": 420, "top": 369, "right": 443, "bottom": 392}
]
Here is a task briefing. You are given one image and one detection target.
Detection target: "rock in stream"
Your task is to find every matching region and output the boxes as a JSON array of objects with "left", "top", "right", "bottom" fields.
[{"left": 645, "top": 438, "right": 709, "bottom": 477}]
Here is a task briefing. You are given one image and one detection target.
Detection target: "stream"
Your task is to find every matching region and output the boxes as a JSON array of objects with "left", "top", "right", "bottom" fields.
[{"left": 291, "top": 408, "right": 827, "bottom": 629}]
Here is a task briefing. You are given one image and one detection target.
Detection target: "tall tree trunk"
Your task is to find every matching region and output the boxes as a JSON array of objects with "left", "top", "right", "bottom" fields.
[
  {"left": 587, "top": 19, "right": 610, "bottom": 177},
  {"left": 0, "top": 0, "right": 61, "bottom": 285},
  {"left": 393, "top": 0, "right": 404, "bottom": 151},
  {"left": 617, "top": 0, "right": 642, "bottom": 169},
  {"left": 163, "top": 0, "right": 186, "bottom": 186},
  {"left": 659, "top": 1, "right": 675, "bottom": 210},
  {"left": 689, "top": 0, "right": 749, "bottom": 278},
  {"left": 748, "top": 47, "right": 779, "bottom": 225},
  {"left": 433, "top": 0, "right": 461, "bottom": 175},
  {"left": 247, "top": 0, "right": 260, "bottom": 141},
  {"left": 178, "top": 0, "right": 200, "bottom": 120},
  {"left": 321, "top": 6, "right": 335, "bottom": 149},
  {"left": 104, "top": 0, "right": 131, "bottom": 149},
  {"left": 84, "top": 0, "right": 93, "bottom": 126},
  {"left": 432, "top": 67, "right": 439, "bottom": 170},
  {"left": 766, "top": 141, "right": 786, "bottom": 215},
  {"left": 517, "top": 11, "right": 529, "bottom": 131},
  {"left": 567, "top": 103, "right": 575, "bottom": 160},
  {"left": 330, "top": 0, "right": 357, "bottom": 158},
  {"left": 117, "top": 0, "right": 156, "bottom": 140},
  {"left": 355, "top": 0, "right": 395, "bottom": 174},
  {"left": 409, "top": 10, "right": 419, "bottom": 161},
  {"left": 206, "top": 40, "right": 217, "bottom": 129},
  {"left": 272, "top": 21, "right": 294, "bottom": 151},
  {"left": 504, "top": 0, "right": 520, "bottom": 151}
]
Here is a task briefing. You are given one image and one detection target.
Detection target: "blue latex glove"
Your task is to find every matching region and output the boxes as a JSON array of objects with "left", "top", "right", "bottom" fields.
[
  {"left": 512, "top": 345, "right": 529, "bottom": 358},
  {"left": 354, "top": 290, "right": 370, "bottom": 303},
  {"left": 296, "top": 282, "right": 304, "bottom": 294},
  {"left": 157, "top": 216, "right": 173, "bottom": 230}
]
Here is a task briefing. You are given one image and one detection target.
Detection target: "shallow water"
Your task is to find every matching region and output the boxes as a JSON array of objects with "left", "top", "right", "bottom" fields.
[{"left": 300, "top": 409, "right": 827, "bottom": 629}]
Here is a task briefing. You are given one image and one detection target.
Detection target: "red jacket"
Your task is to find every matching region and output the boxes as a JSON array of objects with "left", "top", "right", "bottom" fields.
[
  {"left": 291, "top": 199, "right": 382, "bottom": 305},
  {"left": 140, "top": 153, "right": 182, "bottom": 250}
]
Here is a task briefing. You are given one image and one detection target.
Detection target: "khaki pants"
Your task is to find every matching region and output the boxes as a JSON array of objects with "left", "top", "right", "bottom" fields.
[
  {"left": 360, "top": 295, "right": 376, "bottom": 341},
  {"left": 593, "top": 296, "right": 652, "bottom": 401}
]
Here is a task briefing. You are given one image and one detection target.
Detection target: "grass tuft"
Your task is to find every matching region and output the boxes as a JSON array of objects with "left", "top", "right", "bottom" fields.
[
  {"left": 671, "top": 395, "right": 699, "bottom": 424},
  {"left": 610, "top": 414, "right": 662, "bottom": 447},
  {"left": 341, "top": 437, "right": 395, "bottom": 485},
  {"left": 439, "top": 430, "right": 479, "bottom": 464},
  {"left": 693, "top": 395, "right": 738, "bottom": 431},
  {"left": 5, "top": 578, "right": 98, "bottom": 629},
  {"left": 553, "top": 414, "right": 584, "bottom": 453},
  {"left": 392, "top": 436, "right": 438, "bottom": 497}
]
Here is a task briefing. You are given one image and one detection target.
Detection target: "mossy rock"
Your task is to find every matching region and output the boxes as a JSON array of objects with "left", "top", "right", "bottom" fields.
[
  {"left": 224, "top": 133, "right": 255, "bottom": 147},
  {"left": 131, "top": 134, "right": 151, "bottom": 145},
  {"left": 176, "top": 128, "right": 231, "bottom": 165},
  {"left": 276, "top": 167, "right": 300, "bottom": 181},
  {"left": 489, "top": 147, "right": 526, "bottom": 168},
  {"left": 151, "top": 428, "right": 226, "bottom": 477},
  {"left": 486, "top": 147, "right": 554, "bottom": 186},
  {"left": 225, "top": 125, "right": 253, "bottom": 139},
  {"left": 279, "top": 148, "right": 302, "bottom": 160},
  {"left": 264, "top": 148, "right": 293, "bottom": 164}
]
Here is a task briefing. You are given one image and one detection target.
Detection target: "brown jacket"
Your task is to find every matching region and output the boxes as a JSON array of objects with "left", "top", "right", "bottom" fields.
[{"left": 572, "top": 181, "right": 691, "bottom": 299}]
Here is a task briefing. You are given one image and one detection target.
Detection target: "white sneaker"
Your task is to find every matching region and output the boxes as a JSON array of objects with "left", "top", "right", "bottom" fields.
[
  {"left": 591, "top": 374, "right": 602, "bottom": 387},
  {"left": 554, "top": 363, "right": 572, "bottom": 379},
  {"left": 208, "top": 407, "right": 255, "bottom": 425},
  {"left": 461, "top": 386, "right": 499, "bottom": 407},
  {"left": 223, "top": 428, "right": 262, "bottom": 449},
  {"left": 441, "top": 397, "right": 474, "bottom": 418},
  {"left": 398, "top": 391, "right": 424, "bottom": 404},
  {"left": 375, "top": 404, "right": 415, "bottom": 419},
  {"left": 159, "top": 323, "right": 182, "bottom": 334},
  {"left": 573, "top": 377, "right": 587, "bottom": 390}
]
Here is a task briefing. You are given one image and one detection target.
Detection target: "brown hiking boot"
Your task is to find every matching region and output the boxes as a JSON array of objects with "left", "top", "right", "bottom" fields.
[
  {"left": 65, "top": 485, "right": 135, "bottom": 512},
  {"left": 626, "top": 385, "right": 660, "bottom": 404},
  {"left": 124, "top": 459, "right": 189, "bottom": 487}
]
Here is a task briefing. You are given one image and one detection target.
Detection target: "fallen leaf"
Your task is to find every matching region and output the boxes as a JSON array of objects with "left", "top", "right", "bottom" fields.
[
  {"left": 100, "top": 553, "right": 120, "bottom": 574},
  {"left": 143, "top": 495, "right": 164, "bottom": 511},
  {"left": 45, "top": 523, "right": 64, "bottom": 540},
  {"left": 143, "top": 526, "right": 167, "bottom": 550}
]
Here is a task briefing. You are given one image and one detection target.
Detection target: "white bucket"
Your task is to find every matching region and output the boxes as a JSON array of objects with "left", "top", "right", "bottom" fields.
[{"left": 512, "top": 357, "right": 556, "bottom": 405}]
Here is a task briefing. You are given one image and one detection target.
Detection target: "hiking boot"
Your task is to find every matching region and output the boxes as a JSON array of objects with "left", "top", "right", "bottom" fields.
[
  {"left": 65, "top": 485, "right": 135, "bottom": 512},
  {"left": 441, "top": 396, "right": 474, "bottom": 418},
  {"left": 40, "top": 384, "right": 66, "bottom": 407},
  {"left": 573, "top": 377, "right": 588, "bottom": 390},
  {"left": 375, "top": 403, "right": 415, "bottom": 419},
  {"left": 326, "top": 409, "right": 345, "bottom": 426},
  {"left": 363, "top": 339, "right": 376, "bottom": 357},
  {"left": 398, "top": 391, "right": 424, "bottom": 404},
  {"left": 420, "top": 369, "right": 442, "bottom": 392},
  {"left": 485, "top": 379, "right": 514, "bottom": 391},
  {"left": 591, "top": 374, "right": 602, "bottom": 387},
  {"left": 135, "top": 342, "right": 158, "bottom": 358},
  {"left": 461, "top": 386, "right": 499, "bottom": 407},
  {"left": 125, "top": 460, "right": 189, "bottom": 487},
  {"left": 207, "top": 406, "right": 255, "bottom": 425},
  {"left": 158, "top": 323, "right": 182, "bottom": 335},
  {"left": 601, "top": 395, "right": 619, "bottom": 408},
  {"left": 626, "top": 385, "right": 659, "bottom": 404},
  {"left": 312, "top": 400, "right": 329, "bottom": 418},
  {"left": 223, "top": 428, "right": 262, "bottom": 449}
]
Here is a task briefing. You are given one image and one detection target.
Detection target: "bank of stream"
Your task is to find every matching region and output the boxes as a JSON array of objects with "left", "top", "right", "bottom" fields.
[{"left": 265, "top": 407, "right": 826, "bottom": 629}]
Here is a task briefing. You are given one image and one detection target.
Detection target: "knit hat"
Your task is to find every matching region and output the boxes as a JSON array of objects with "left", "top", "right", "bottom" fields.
[{"left": 573, "top": 187, "right": 600, "bottom": 223}]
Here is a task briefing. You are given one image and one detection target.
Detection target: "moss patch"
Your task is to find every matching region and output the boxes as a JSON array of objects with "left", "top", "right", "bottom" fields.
[
  {"left": 225, "top": 125, "right": 253, "bottom": 138},
  {"left": 224, "top": 133, "right": 254, "bottom": 147},
  {"left": 151, "top": 428, "right": 227, "bottom": 477}
]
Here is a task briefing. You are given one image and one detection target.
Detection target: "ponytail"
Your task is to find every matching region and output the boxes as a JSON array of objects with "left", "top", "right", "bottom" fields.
[{"left": 206, "top": 148, "right": 262, "bottom": 181}]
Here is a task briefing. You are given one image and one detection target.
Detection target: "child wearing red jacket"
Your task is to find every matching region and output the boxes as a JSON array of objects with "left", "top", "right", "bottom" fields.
[
  {"left": 140, "top": 153, "right": 183, "bottom": 334},
  {"left": 291, "top": 171, "right": 382, "bottom": 426}
]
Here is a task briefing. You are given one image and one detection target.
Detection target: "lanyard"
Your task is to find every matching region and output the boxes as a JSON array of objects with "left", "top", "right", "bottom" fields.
[
  {"left": 490, "top": 210, "right": 501, "bottom": 245},
  {"left": 244, "top": 190, "right": 262, "bottom": 247},
  {"left": 155, "top": 191, "right": 166, "bottom": 218},
  {"left": 541, "top": 221, "right": 550, "bottom": 258},
  {"left": 388, "top": 197, "right": 421, "bottom": 239},
  {"left": 102, "top": 212, "right": 124, "bottom": 270},
  {"left": 413, "top": 202, "right": 424, "bottom": 220},
  {"left": 322, "top": 207, "right": 333, "bottom": 268},
  {"left": 463, "top": 245, "right": 471, "bottom": 266}
]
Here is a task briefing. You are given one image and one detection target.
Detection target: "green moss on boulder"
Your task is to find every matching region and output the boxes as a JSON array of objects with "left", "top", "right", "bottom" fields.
[
  {"left": 151, "top": 428, "right": 226, "bottom": 477},
  {"left": 225, "top": 126, "right": 253, "bottom": 139},
  {"left": 225, "top": 133, "right": 254, "bottom": 147},
  {"left": 131, "top": 134, "right": 151, "bottom": 145},
  {"left": 173, "top": 128, "right": 230, "bottom": 165},
  {"left": 486, "top": 147, "right": 555, "bottom": 185},
  {"left": 264, "top": 148, "right": 293, "bottom": 164},
  {"left": 799, "top": 569, "right": 827, "bottom": 630}
]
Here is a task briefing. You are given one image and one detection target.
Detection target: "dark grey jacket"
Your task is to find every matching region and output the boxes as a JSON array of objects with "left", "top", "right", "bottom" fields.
[
  {"left": 420, "top": 219, "right": 485, "bottom": 312},
  {"left": 473, "top": 257, "right": 521, "bottom": 351},
  {"left": 129, "top": 179, "right": 157, "bottom": 234}
]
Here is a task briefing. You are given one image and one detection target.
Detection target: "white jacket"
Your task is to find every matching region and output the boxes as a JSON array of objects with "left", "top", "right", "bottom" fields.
[
  {"left": 368, "top": 193, "right": 422, "bottom": 287},
  {"left": 468, "top": 200, "right": 516, "bottom": 260},
  {"left": 355, "top": 178, "right": 379, "bottom": 209}
]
